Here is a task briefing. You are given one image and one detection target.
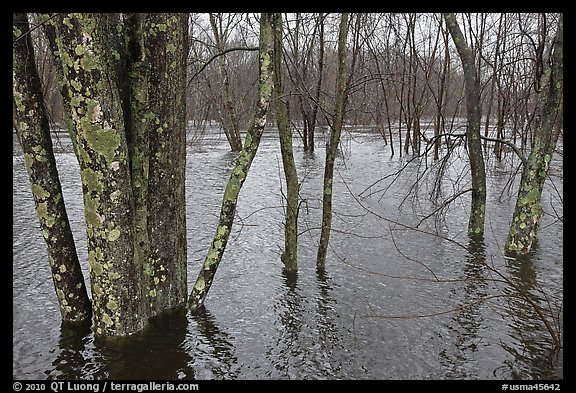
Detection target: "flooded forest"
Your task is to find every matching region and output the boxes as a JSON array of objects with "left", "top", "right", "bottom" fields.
[{"left": 13, "top": 13, "right": 563, "bottom": 380}]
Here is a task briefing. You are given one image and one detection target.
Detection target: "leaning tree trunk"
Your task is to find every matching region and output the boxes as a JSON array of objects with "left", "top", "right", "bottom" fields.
[
  {"left": 505, "top": 15, "right": 563, "bottom": 255},
  {"left": 13, "top": 13, "right": 92, "bottom": 323},
  {"left": 273, "top": 13, "right": 299, "bottom": 272},
  {"left": 188, "top": 13, "right": 275, "bottom": 310},
  {"left": 316, "top": 13, "right": 349, "bottom": 270},
  {"left": 444, "top": 13, "right": 487, "bottom": 237}
]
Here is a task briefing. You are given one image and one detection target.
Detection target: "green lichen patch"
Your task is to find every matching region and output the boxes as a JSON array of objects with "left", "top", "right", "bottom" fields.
[
  {"left": 102, "top": 313, "right": 114, "bottom": 327},
  {"left": 31, "top": 184, "right": 50, "bottom": 200},
  {"left": 106, "top": 299, "right": 118, "bottom": 311},
  {"left": 93, "top": 284, "right": 103, "bottom": 296},
  {"left": 81, "top": 168, "right": 104, "bottom": 193},
  {"left": 59, "top": 265, "right": 67, "bottom": 273},
  {"left": 107, "top": 228, "right": 121, "bottom": 242},
  {"left": 84, "top": 123, "right": 121, "bottom": 165},
  {"left": 23, "top": 153, "right": 34, "bottom": 173}
]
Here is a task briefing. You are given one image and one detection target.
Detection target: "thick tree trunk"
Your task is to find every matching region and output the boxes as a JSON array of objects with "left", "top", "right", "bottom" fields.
[
  {"left": 188, "top": 13, "right": 275, "bottom": 310},
  {"left": 444, "top": 13, "right": 487, "bottom": 237},
  {"left": 13, "top": 13, "right": 92, "bottom": 323},
  {"left": 505, "top": 15, "right": 563, "bottom": 255},
  {"left": 273, "top": 13, "right": 299, "bottom": 272},
  {"left": 53, "top": 13, "right": 146, "bottom": 336},
  {"left": 317, "top": 13, "right": 349, "bottom": 270},
  {"left": 143, "top": 14, "right": 189, "bottom": 314}
]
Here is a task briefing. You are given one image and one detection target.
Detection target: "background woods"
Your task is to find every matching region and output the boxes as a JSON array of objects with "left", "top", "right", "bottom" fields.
[{"left": 13, "top": 12, "right": 562, "bottom": 379}]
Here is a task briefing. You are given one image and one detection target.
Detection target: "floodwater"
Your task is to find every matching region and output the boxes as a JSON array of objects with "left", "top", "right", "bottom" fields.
[{"left": 13, "top": 127, "right": 563, "bottom": 380}]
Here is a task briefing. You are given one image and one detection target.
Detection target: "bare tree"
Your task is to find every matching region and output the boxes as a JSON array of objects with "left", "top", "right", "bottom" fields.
[
  {"left": 506, "top": 14, "right": 562, "bottom": 255},
  {"left": 444, "top": 13, "right": 487, "bottom": 237},
  {"left": 274, "top": 13, "right": 299, "bottom": 272},
  {"left": 317, "top": 13, "right": 349, "bottom": 270},
  {"left": 188, "top": 13, "right": 276, "bottom": 310}
]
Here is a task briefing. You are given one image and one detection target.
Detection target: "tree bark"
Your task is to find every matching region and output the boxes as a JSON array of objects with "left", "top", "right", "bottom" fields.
[
  {"left": 52, "top": 13, "right": 146, "bottom": 336},
  {"left": 273, "top": 13, "right": 299, "bottom": 272},
  {"left": 188, "top": 13, "right": 275, "bottom": 310},
  {"left": 505, "top": 15, "right": 563, "bottom": 255},
  {"left": 316, "top": 13, "right": 349, "bottom": 270},
  {"left": 13, "top": 13, "right": 92, "bottom": 323},
  {"left": 444, "top": 13, "right": 487, "bottom": 237},
  {"left": 124, "top": 13, "right": 190, "bottom": 317}
]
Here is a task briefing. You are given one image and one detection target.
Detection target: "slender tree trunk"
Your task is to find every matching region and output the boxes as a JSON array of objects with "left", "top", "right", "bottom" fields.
[
  {"left": 273, "top": 13, "right": 299, "bottom": 272},
  {"left": 209, "top": 13, "right": 243, "bottom": 152},
  {"left": 444, "top": 13, "right": 487, "bottom": 237},
  {"left": 316, "top": 13, "right": 349, "bottom": 270},
  {"left": 13, "top": 13, "right": 91, "bottom": 323},
  {"left": 308, "top": 13, "right": 326, "bottom": 154},
  {"left": 506, "top": 15, "right": 562, "bottom": 255},
  {"left": 188, "top": 13, "right": 275, "bottom": 310},
  {"left": 40, "top": 14, "right": 81, "bottom": 161}
]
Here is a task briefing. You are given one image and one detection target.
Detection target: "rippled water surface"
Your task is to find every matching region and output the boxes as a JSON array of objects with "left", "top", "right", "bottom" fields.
[{"left": 13, "top": 129, "right": 563, "bottom": 380}]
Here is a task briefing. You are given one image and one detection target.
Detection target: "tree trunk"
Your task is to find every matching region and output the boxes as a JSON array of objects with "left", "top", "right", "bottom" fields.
[
  {"left": 139, "top": 13, "right": 189, "bottom": 316},
  {"left": 317, "top": 13, "right": 349, "bottom": 270},
  {"left": 308, "top": 13, "right": 326, "bottom": 154},
  {"left": 273, "top": 13, "right": 299, "bottom": 272},
  {"left": 444, "top": 13, "right": 487, "bottom": 237},
  {"left": 209, "top": 13, "right": 243, "bottom": 152},
  {"left": 37, "top": 13, "right": 189, "bottom": 336},
  {"left": 506, "top": 15, "right": 562, "bottom": 255},
  {"left": 13, "top": 13, "right": 92, "bottom": 324},
  {"left": 52, "top": 13, "right": 146, "bottom": 336},
  {"left": 188, "top": 13, "right": 275, "bottom": 310}
]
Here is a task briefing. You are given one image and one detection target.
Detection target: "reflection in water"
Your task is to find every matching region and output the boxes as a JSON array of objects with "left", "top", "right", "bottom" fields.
[
  {"left": 46, "top": 320, "right": 92, "bottom": 380},
  {"left": 98, "top": 308, "right": 193, "bottom": 379},
  {"left": 188, "top": 307, "right": 237, "bottom": 379},
  {"left": 313, "top": 269, "right": 341, "bottom": 377},
  {"left": 266, "top": 270, "right": 304, "bottom": 378},
  {"left": 14, "top": 132, "right": 563, "bottom": 379},
  {"left": 265, "top": 269, "right": 340, "bottom": 379},
  {"left": 441, "top": 236, "right": 488, "bottom": 378},
  {"left": 46, "top": 309, "right": 194, "bottom": 380},
  {"left": 500, "top": 251, "right": 562, "bottom": 379}
]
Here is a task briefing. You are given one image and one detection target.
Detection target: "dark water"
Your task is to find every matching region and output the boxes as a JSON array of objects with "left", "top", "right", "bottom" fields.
[{"left": 13, "top": 128, "right": 563, "bottom": 380}]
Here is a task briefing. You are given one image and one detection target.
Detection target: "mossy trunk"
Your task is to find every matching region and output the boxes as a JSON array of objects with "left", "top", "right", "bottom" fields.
[
  {"left": 505, "top": 15, "right": 563, "bottom": 255},
  {"left": 273, "top": 13, "right": 299, "bottom": 272},
  {"left": 444, "top": 13, "right": 487, "bottom": 237},
  {"left": 188, "top": 13, "right": 275, "bottom": 310},
  {"left": 52, "top": 13, "right": 146, "bottom": 337},
  {"left": 40, "top": 14, "right": 81, "bottom": 161},
  {"left": 317, "top": 13, "right": 349, "bottom": 270},
  {"left": 141, "top": 14, "right": 189, "bottom": 315},
  {"left": 13, "top": 13, "right": 91, "bottom": 323}
]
